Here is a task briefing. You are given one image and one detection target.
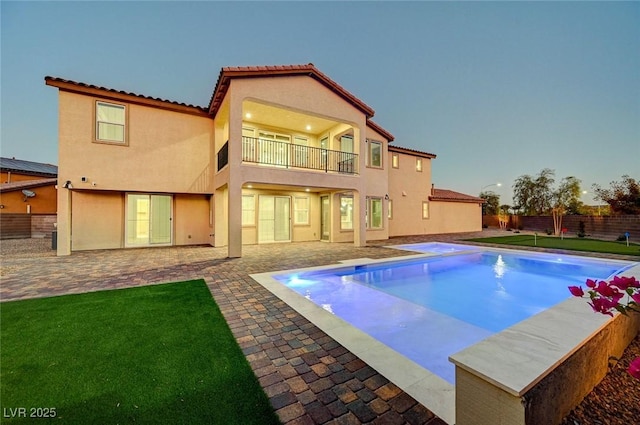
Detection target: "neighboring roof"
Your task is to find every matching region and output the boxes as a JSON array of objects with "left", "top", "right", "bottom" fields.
[
  {"left": 0, "top": 178, "right": 57, "bottom": 193},
  {"left": 388, "top": 145, "right": 437, "bottom": 159},
  {"left": 45, "top": 77, "right": 209, "bottom": 116},
  {"left": 208, "top": 64, "right": 375, "bottom": 118},
  {"left": 429, "top": 188, "right": 484, "bottom": 203},
  {"left": 1, "top": 157, "right": 58, "bottom": 177}
]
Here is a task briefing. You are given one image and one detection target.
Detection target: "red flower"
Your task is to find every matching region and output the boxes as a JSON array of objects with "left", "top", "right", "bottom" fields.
[
  {"left": 610, "top": 276, "right": 640, "bottom": 291},
  {"left": 588, "top": 298, "right": 616, "bottom": 316},
  {"left": 631, "top": 293, "right": 640, "bottom": 305},
  {"left": 562, "top": 228, "right": 568, "bottom": 233},
  {"left": 629, "top": 357, "right": 640, "bottom": 380},
  {"left": 586, "top": 279, "right": 597, "bottom": 289},
  {"left": 568, "top": 286, "right": 584, "bottom": 297},
  {"left": 594, "top": 281, "right": 624, "bottom": 300}
]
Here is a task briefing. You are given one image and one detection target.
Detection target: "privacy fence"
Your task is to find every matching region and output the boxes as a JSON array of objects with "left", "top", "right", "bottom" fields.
[{"left": 0, "top": 213, "right": 56, "bottom": 240}]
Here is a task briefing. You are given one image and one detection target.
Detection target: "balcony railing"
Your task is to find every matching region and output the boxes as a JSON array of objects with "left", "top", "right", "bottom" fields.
[{"left": 242, "top": 136, "right": 358, "bottom": 174}]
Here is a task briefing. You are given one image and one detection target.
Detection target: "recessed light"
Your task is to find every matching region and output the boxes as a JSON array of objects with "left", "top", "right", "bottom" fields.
[
  {"left": 245, "top": 113, "right": 252, "bottom": 119},
  {"left": 305, "top": 125, "right": 311, "bottom": 131},
  {"left": 305, "top": 188, "right": 310, "bottom": 192},
  {"left": 247, "top": 184, "right": 253, "bottom": 188}
]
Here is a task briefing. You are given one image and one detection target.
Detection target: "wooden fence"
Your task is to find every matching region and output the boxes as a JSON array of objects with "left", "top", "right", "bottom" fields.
[{"left": 0, "top": 213, "right": 56, "bottom": 240}]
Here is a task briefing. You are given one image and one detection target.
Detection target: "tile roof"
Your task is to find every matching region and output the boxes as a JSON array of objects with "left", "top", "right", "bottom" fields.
[
  {"left": 430, "top": 188, "right": 484, "bottom": 203},
  {"left": 45, "top": 77, "right": 209, "bottom": 116},
  {"left": 208, "top": 64, "right": 376, "bottom": 118},
  {"left": 46, "top": 65, "right": 395, "bottom": 140},
  {"left": 1, "top": 157, "right": 58, "bottom": 177},
  {"left": 0, "top": 178, "right": 57, "bottom": 193},
  {"left": 388, "top": 145, "right": 436, "bottom": 159},
  {"left": 367, "top": 120, "right": 395, "bottom": 142}
]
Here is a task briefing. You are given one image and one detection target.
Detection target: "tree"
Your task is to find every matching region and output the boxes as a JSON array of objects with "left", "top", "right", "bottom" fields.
[
  {"left": 512, "top": 168, "right": 556, "bottom": 215},
  {"left": 592, "top": 175, "right": 640, "bottom": 215},
  {"left": 551, "top": 176, "right": 581, "bottom": 236},
  {"left": 479, "top": 191, "right": 500, "bottom": 215},
  {"left": 512, "top": 169, "right": 582, "bottom": 235}
]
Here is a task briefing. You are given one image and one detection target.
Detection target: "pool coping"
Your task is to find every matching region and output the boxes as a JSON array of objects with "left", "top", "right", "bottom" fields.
[{"left": 251, "top": 245, "right": 639, "bottom": 425}]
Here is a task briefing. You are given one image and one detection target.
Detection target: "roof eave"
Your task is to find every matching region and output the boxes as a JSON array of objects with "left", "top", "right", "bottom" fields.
[{"left": 45, "top": 77, "right": 210, "bottom": 117}]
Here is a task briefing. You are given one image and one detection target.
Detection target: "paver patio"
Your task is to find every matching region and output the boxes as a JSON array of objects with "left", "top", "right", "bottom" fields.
[{"left": 2, "top": 231, "right": 636, "bottom": 424}]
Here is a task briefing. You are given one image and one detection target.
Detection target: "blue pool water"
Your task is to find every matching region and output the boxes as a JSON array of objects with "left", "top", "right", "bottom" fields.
[{"left": 275, "top": 249, "right": 633, "bottom": 384}]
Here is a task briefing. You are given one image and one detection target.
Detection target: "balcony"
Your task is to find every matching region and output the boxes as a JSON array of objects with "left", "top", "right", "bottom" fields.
[{"left": 241, "top": 136, "right": 358, "bottom": 175}]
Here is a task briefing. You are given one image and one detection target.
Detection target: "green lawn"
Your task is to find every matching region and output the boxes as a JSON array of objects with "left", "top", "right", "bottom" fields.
[
  {"left": 465, "top": 235, "right": 640, "bottom": 256},
  {"left": 0, "top": 280, "right": 281, "bottom": 425}
]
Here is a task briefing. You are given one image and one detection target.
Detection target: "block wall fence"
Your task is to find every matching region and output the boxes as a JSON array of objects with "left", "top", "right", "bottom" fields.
[{"left": 483, "top": 215, "right": 640, "bottom": 240}]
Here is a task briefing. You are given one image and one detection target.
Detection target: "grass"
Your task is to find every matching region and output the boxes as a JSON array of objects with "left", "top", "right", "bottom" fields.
[
  {"left": 0, "top": 280, "right": 281, "bottom": 425},
  {"left": 465, "top": 235, "right": 640, "bottom": 256}
]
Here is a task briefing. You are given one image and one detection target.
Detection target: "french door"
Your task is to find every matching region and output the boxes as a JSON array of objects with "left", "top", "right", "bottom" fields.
[
  {"left": 258, "top": 196, "right": 291, "bottom": 243},
  {"left": 126, "top": 194, "right": 172, "bottom": 247}
]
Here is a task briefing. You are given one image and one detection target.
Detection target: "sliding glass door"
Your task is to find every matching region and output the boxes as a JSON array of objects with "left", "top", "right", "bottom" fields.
[{"left": 126, "top": 194, "right": 172, "bottom": 247}]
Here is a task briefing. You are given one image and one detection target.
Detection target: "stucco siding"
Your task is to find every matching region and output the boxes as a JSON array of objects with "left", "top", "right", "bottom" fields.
[
  {"left": 174, "top": 194, "right": 212, "bottom": 246},
  {"left": 425, "top": 201, "right": 483, "bottom": 234},
  {"left": 58, "top": 91, "right": 213, "bottom": 194},
  {"left": 71, "top": 191, "right": 123, "bottom": 250}
]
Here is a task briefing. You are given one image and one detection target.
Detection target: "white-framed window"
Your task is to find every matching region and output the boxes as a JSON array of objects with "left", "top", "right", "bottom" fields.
[
  {"left": 368, "top": 140, "right": 382, "bottom": 168},
  {"left": 294, "top": 197, "right": 310, "bottom": 225},
  {"left": 388, "top": 199, "right": 393, "bottom": 219},
  {"left": 340, "top": 135, "right": 353, "bottom": 153},
  {"left": 242, "top": 195, "right": 255, "bottom": 226},
  {"left": 422, "top": 201, "right": 430, "bottom": 219},
  {"left": 367, "top": 197, "right": 383, "bottom": 229},
  {"left": 392, "top": 153, "right": 399, "bottom": 169},
  {"left": 416, "top": 158, "right": 423, "bottom": 172},
  {"left": 340, "top": 196, "right": 353, "bottom": 230},
  {"left": 96, "top": 101, "right": 126, "bottom": 144}
]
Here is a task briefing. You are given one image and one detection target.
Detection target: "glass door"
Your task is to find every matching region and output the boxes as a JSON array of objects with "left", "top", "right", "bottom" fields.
[
  {"left": 126, "top": 194, "right": 172, "bottom": 247},
  {"left": 258, "top": 195, "right": 291, "bottom": 243},
  {"left": 321, "top": 196, "right": 330, "bottom": 241}
]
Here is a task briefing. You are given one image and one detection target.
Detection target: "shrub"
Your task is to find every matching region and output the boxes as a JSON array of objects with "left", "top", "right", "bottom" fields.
[
  {"left": 577, "top": 221, "right": 586, "bottom": 238},
  {"left": 545, "top": 228, "right": 553, "bottom": 235},
  {"left": 617, "top": 234, "right": 627, "bottom": 242}
]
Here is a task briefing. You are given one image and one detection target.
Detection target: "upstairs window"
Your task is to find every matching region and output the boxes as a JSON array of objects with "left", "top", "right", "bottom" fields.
[
  {"left": 96, "top": 101, "right": 126, "bottom": 144},
  {"left": 392, "top": 153, "right": 399, "bottom": 169},
  {"left": 422, "top": 201, "right": 430, "bottom": 219},
  {"left": 368, "top": 140, "right": 382, "bottom": 168},
  {"left": 416, "top": 158, "right": 423, "bottom": 172}
]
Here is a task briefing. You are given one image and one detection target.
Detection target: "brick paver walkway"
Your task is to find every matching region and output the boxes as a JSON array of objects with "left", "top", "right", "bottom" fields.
[{"left": 2, "top": 231, "right": 635, "bottom": 424}]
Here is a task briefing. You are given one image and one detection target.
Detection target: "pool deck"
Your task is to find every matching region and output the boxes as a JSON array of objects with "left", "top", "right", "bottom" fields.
[{"left": 1, "top": 230, "right": 638, "bottom": 425}]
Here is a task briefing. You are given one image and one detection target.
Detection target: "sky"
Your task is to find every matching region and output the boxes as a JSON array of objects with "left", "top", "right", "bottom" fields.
[{"left": 2, "top": 1, "right": 638, "bottom": 205}]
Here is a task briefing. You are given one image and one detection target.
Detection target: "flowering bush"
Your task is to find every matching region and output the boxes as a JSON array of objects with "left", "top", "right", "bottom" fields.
[{"left": 569, "top": 275, "right": 640, "bottom": 379}]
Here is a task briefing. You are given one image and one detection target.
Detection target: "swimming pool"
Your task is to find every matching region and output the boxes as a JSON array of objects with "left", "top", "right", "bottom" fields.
[{"left": 272, "top": 249, "right": 633, "bottom": 385}]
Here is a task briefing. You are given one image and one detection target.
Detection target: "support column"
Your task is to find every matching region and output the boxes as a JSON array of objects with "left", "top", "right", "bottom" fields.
[
  {"left": 227, "top": 180, "right": 242, "bottom": 258},
  {"left": 57, "top": 187, "right": 72, "bottom": 256},
  {"left": 353, "top": 190, "right": 367, "bottom": 248}
]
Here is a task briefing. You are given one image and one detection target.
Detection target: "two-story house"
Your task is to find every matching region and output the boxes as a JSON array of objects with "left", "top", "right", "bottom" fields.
[{"left": 46, "top": 64, "right": 482, "bottom": 257}]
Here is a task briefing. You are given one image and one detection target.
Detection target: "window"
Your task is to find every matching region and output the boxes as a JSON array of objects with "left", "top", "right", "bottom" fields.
[
  {"left": 367, "top": 197, "right": 383, "bottom": 229},
  {"left": 422, "top": 201, "right": 430, "bottom": 219},
  {"left": 294, "top": 197, "right": 309, "bottom": 225},
  {"left": 392, "top": 153, "right": 399, "bottom": 169},
  {"left": 416, "top": 158, "right": 423, "bottom": 172},
  {"left": 96, "top": 101, "right": 126, "bottom": 143},
  {"left": 368, "top": 140, "right": 382, "bottom": 168},
  {"left": 388, "top": 199, "right": 393, "bottom": 219},
  {"left": 242, "top": 195, "right": 255, "bottom": 226},
  {"left": 340, "top": 196, "right": 353, "bottom": 230},
  {"left": 340, "top": 135, "right": 353, "bottom": 153}
]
